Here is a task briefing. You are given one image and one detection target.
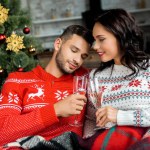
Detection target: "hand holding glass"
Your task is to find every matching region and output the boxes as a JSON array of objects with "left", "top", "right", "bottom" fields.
[
  {"left": 70, "top": 75, "right": 87, "bottom": 127},
  {"left": 85, "top": 77, "right": 104, "bottom": 130}
]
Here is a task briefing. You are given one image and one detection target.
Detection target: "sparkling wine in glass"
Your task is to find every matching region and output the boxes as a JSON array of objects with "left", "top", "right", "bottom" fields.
[
  {"left": 89, "top": 76, "right": 103, "bottom": 109},
  {"left": 70, "top": 75, "right": 88, "bottom": 127},
  {"left": 86, "top": 77, "right": 105, "bottom": 130},
  {"left": 94, "top": 77, "right": 113, "bottom": 130}
]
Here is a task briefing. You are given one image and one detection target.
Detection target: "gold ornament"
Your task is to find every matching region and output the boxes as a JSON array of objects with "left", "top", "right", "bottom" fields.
[
  {"left": 6, "top": 32, "right": 25, "bottom": 53},
  {"left": 0, "top": 4, "right": 9, "bottom": 24},
  {"left": 28, "top": 45, "right": 36, "bottom": 53},
  {"left": 0, "top": 66, "right": 4, "bottom": 74}
]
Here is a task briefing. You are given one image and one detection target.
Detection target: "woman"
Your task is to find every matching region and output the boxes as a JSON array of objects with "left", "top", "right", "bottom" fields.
[{"left": 82, "top": 9, "right": 150, "bottom": 150}]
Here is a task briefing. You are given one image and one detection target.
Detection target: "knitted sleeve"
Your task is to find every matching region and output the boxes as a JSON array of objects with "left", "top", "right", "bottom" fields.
[
  {"left": 0, "top": 73, "right": 59, "bottom": 145},
  {"left": 117, "top": 108, "right": 150, "bottom": 127},
  {"left": 117, "top": 66, "right": 150, "bottom": 127}
]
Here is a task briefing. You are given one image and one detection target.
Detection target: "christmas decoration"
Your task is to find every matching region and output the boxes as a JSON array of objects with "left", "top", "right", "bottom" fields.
[
  {"left": 13, "top": 51, "right": 29, "bottom": 69},
  {"left": 18, "top": 67, "right": 24, "bottom": 72},
  {"left": 0, "top": 24, "right": 5, "bottom": 34},
  {"left": 23, "top": 26, "right": 30, "bottom": 34},
  {"left": 28, "top": 45, "right": 36, "bottom": 53},
  {"left": 0, "top": 66, "right": 4, "bottom": 74},
  {"left": 6, "top": 32, "right": 25, "bottom": 52},
  {"left": 0, "top": 4, "right": 9, "bottom": 24},
  {"left": 0, "top": 33, "right": 6, "bottom": 44},
  {"left": 0, "top": 1, "right": 43, "bottom": 90}
]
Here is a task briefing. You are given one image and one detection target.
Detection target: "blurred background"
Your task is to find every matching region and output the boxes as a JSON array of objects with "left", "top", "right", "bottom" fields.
[{"left": 21, "top": 0, "right": 150, "bottom": 68}]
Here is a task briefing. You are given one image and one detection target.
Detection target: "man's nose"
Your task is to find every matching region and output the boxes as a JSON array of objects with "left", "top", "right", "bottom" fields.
[{"left": 73, "top": 56, "right": 82, "bottom": 64}]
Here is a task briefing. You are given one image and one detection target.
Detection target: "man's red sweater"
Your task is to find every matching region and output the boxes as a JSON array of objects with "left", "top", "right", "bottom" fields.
[{"left": 0, "top": 65, "right": 88, "bottom": 145}]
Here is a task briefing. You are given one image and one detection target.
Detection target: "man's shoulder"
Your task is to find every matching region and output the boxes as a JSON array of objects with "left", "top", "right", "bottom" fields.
[{"left": 6, "top": 65, "right": 40, "bottom": 79}]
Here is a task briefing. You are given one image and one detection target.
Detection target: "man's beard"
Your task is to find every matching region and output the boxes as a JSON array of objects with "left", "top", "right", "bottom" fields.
[{"left": 55, "top": 48, "right": 73, "bottom": 74}]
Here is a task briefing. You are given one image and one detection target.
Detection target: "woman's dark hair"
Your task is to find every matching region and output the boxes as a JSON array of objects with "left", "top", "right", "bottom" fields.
[
  {"left": 94, "top": 8, "right": 149, "bottom": 79},
  {"left": 59, "top": 25, "right": 94, "bottom": 47}
]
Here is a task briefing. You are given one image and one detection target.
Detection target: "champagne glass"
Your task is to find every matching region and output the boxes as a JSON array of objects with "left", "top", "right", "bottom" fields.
[
  {"left": 94, "top": 77, "right": 113, "bottom": 130},
  {"left": 88, "top": 76, "right": 103, "bottom": 109},
  {"left": 86, "top": 77, "right": 114, "bottom": 130},
  {"left": 95, "top": 77, "right": 103, "bottom": 109},
  {"left": 70, "top": 75, "right": 88, "bottom": 127},
  {"left": 85, "top": 77, "right": 104, "bottom": 129}
]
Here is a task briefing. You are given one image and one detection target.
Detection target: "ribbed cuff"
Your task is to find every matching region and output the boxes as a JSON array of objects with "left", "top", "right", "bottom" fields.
[
  {"left": 40, "top": 104, "right": 59, "bottom": 127},
  {"left": 117, "top": 110, "right": 134, "bottom": 126}
]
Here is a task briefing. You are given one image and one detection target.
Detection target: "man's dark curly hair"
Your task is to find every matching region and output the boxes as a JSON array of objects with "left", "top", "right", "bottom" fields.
[{"left": 59, "top": 24, "right": 94, "bottom": 47}]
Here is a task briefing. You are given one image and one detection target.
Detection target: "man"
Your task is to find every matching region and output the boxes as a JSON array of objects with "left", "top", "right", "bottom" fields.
[{"left": 0, "top": 25, "right": 94, "bottom": 149}]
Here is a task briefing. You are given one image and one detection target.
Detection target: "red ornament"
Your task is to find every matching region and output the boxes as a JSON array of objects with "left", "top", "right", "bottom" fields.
[
  {"left": 0, "top": 34, "right": 6, "bottom": 44},
  {"left": 23, "top": 27, "right": 30, "bottom": 34},
  {"left": 18, "top": 67, "right": 24, "bottom": 72}
]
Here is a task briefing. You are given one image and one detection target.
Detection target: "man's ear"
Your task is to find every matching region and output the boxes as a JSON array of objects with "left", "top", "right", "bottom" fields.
[{"left": 54, "top": 38, "right": 62, "bottom": 51}]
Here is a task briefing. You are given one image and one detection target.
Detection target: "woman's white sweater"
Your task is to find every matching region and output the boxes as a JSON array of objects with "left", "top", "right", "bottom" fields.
[{"left": 83, "top": 64, "right": 150, "bottom": 138}]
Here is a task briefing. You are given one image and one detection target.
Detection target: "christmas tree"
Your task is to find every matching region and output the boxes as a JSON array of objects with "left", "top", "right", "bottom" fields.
[{"left": 0, "top": 0, "right": 43, "bottom": 90}]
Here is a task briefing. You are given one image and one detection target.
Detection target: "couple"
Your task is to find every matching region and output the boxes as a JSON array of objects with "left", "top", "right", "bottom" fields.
[{"left": 0, "top": 9, "right": 150, "bottom": 150}]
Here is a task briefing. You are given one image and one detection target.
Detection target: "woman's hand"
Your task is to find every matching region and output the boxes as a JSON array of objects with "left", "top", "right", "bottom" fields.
[{"left": 96, "top": 106, "right": 118, "bottom": 128}]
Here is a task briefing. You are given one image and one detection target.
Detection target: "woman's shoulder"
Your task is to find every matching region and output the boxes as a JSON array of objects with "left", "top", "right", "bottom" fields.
[
  {"left": 138, "top": 60, "right": 150, "bottom": 78},
  {"left": 145, "top": 62, "right": 150, "bottom": 73},
  {"left": 89, "top": 68, "right": 97, "bottom": 77},
  {"left": 89, "top": 66, "right": 112, "bottom": 77},
  {"left": 143, "top": 59, "right": 150, "bottom": 72}
]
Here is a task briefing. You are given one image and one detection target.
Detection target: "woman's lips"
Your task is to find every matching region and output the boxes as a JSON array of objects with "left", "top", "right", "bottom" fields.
[{"left": 98, "top": 52, "right": 104, "bottom": 57}]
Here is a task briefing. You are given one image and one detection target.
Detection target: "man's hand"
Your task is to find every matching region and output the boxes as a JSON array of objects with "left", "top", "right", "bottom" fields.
[
  {"left": 96, "top": 106, "right": 118, "bottom": 128},
  {"left": 54, "top": 93, "right": 87, "bottom": 117}
]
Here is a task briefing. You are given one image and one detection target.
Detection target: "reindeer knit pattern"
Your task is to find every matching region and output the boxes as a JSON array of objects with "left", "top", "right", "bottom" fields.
[
  {"left": 84, "top": 64, "right": 150, "bottom": 138},
  {"left": 0, "top": 65, "right": 88, "bottom": 146}
]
